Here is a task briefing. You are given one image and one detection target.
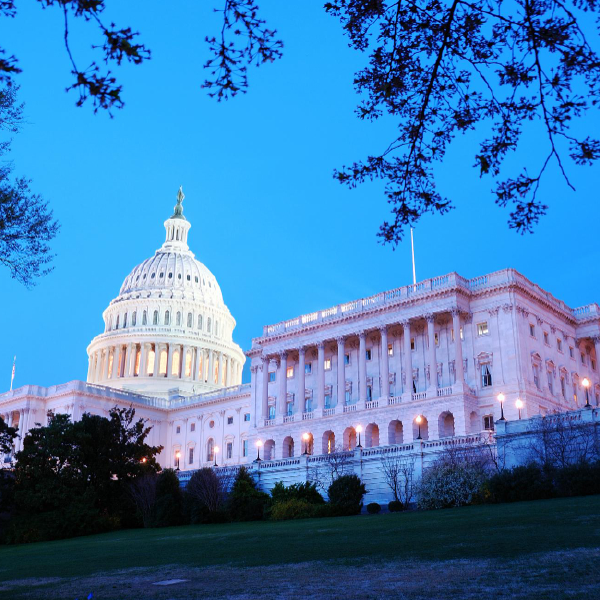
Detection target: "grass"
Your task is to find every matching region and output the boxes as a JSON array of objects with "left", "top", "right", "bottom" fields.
[{"left": 0, "top": 495, "right": 599, "bottom": 599}]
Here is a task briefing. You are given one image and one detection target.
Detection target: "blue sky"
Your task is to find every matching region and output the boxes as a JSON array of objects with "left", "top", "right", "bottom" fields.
[{"left": 1, "top": 1, "right": 599, "bottom": 389}]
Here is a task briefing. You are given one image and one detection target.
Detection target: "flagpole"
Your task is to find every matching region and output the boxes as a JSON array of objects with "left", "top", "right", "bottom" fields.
[
  {"left": 410, "top": 228, "right": 417, "bottom": 286},
  {"left": 10, "top": 355, "right": 16, "bottom": 391}
]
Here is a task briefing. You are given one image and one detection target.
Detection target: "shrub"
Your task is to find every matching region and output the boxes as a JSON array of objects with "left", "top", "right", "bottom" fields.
[
  {"left": 366, "top": 502, "right": 381, "bottom": 514},
  {"left": 271, "top": 481, "right": 324, "bottom": 505},
  {"left": 271, "top": 499, "right": 318, "bottom": 521},
  {"left": 327, "top": 474, "right": 367, "bottom": 516},
  {"left": 554, "top": 461, "right": 600, "bottom": 498},
  {"left": 152, "top": 469, "right": 183, "bottom": 527},
  {"left": 228, "top": 467, "right": 270, "bottom": 521},
  {"left": 185, "top": 467, "right": 231, "bottom": 523},
  {"left": 418, "top": 462, "right": 487, "bottom": 510},
  {"left": 485, "top": 463, "right": 555, "bottom": 504},
  {"left": 388, "top": 500, "right": 403, "bottom": 512}
]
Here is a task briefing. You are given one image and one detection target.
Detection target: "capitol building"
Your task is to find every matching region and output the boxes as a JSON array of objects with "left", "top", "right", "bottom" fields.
[{"left": 2, "top": 189, "right": 600, "bottom": 501}]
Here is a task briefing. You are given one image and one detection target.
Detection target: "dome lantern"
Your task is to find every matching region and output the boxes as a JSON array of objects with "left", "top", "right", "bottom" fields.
[{"left": 163, "top": 186, "right": 191, "bottom": 251}]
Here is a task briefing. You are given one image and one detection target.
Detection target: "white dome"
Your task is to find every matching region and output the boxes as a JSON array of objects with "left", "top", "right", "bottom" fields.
[{"left": 86, "top": 187, "right": 245, "bottom": 397}]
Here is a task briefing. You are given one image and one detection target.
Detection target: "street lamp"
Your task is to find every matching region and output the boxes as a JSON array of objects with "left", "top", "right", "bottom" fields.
[
  {"left": 515, "top": 398, "right": 524, "bottom": 420},
  {"left": 497, "top": 393, "right": 506, "bottom": 421},
  {"left": 582, "top": 377, "right": 592, "bottom": 408},
  {"left": 302, "top": 432, "right": 310, "bottom": 455},
  {"left": 175, "top": 450, "right": 181, "bottom": 472},
  {"left": 214, "top": 445, "right": 219, "bottom": 467},
  {"left": 356, "top": 424, "right": 363, "bottom": 448},
  {"left": 254, "top": 439, "right": 263, "bottom": 462},
  {"left": 416, "top": 415, "right": 423, "bottom": 440}
]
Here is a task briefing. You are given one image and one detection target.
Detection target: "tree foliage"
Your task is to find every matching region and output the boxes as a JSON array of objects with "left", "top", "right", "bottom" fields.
[{"left": 0, "top": 414, "right": 17, "bottom": 456}]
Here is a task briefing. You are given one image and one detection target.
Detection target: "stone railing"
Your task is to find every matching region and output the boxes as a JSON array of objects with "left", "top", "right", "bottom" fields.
[
  {"left": 283, "top": 415, "right": 295, "bottom": 423},
  {"left": 264, "top": 418, "right": 275, "bottom": 427},
  {"left": 412, "top": 391, "right": 427, "bottom": 401},
  {"left": 302, "top": 411, "right": 314, "bottom": 420},
  {"left": 323, "top": 408, "right": 336, "bottom": 416},
  {"left": 437, "top": 386, "right": 453, "bottom": 397}
]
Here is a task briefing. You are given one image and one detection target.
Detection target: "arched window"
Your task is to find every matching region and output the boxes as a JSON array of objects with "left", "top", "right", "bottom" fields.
[
  {"left": 176, "top": 311, "right": 181, "bottom": 326},
  {"left": 115, "top": 315, "right": 120, "bottom": 329},
  {"left": 165, "top": 311, "right": 170, "bottom": 325},
  {"left": 132, "top": 311, "right": 137, "bottom": 327},
  {"left": 187, "top": 312, "right": 193, "bottom": 328},
  {"left": 123, "top": 313, "right": 127, "bottom": 328},
  {"left": 143, "top": 310, "right": 147, "bottom": 326},
  {"left": 207, "top": 317, "right": 212, "bottom": 333},
  {"left": 198, "top": 315, "right": 203, "bottom": 329},
  {"left": 153, "top": 310, "right": 159, "bottom": 325},
  {"left": 215, "top": 321, "right": 219, "bottom": 337},
  {"left": 207, "top": 438, "right": 214, "bottom": 462}
]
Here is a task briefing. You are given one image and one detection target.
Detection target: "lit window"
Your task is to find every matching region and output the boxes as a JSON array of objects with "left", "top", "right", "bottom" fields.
[
  {"left": 481, "top": 364, "right": 492, "bottom": 387},
  {"left": 530, "top": 324, "right": 536, "bottom": 337},
  {"left": 159, "top": 350, "right": 168, "bottom": 375},
  {"left": 365, "top": 350, "right": 372, "bottom": 361},
  {"left": 269, "top": 371, "right": 276, "bottom": 383},
  {"left": 434, "top": 333, "right": 439, "bottom": 346},
  {"left": 411, "top": 337, "right": 416, "bottom": 351},
  {"left": 287, "top": 366, "right": 294, "bottom": 378},
  {"left": 388, "top": 344, "right": 394, "bottom": 356},
  {"left": 244, "top": 413, "right": 250, "bottom": 422},
  {"left": 477, "top": 322, "right": 488, "bottom": 336},
  {"left": 483, "top": 415, "right": 494, "bottom": 431},
  {"left": 147, "top": 349, "right": 155, "bottom": 375},
  {"left": 191, "top": 423, "right": 195, "bottom": 432},
  {"left": 460, "top": 327, "right": 464, "bottom": 340},
  {"left": 207, "top": 439, "right": 214, "bottom": 462},
  {"left": 227, "top": 416, "right": 233, "bottom": 425},
  {"left": 557, "top": 338, "right": 562, "bottom": 352},
  {"left": 543, "top": 332, "right": 549, "bottom": 345},
  {"left": 227, "top": 442, "right": 233, "bottom": 459},
  {"left": 185, "top": 351, "right": 192, "bottom": 377},
  {"left": 344, "top": 353, "right": 350, "bottom": 365},
  {"left": 242, "top": 439, "right": 249, "bottom": 457},
  {"left": 324, "top": 358, "right": 332, "bottom": 370},
  {"left": 189, "top": 447, "right": 194, "bottom": 464},
  {"left": 305, "top": 362, "right": 312, "bottom": 375}
]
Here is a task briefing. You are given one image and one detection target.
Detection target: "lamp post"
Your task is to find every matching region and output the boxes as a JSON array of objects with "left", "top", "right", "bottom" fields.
[
  {"left": 302, "top": 432, "right": 310, "bottom": 455},
  {"left": 214, "top": 445, "right": 219, "bottom": 467},
  {"left": 515, "top": 398, "right": 523, "bottom": 420},
  {"left": 416, "top": 415, "right": 423, "bottom": 440},
  {"left": 582, "top": 377, "right": 591, "bottom": 408},
  {"left": 254, "top": 439, "right": 263, "bottom": 462},
  {"left": 175, "top": 450, "right": 181, "bottom": 472},
  {"left": 356, "top": 424, "right": 363, "bottom": 448},
  {"left": 497, "top": 393, "right": 506, "bottom": 421}
]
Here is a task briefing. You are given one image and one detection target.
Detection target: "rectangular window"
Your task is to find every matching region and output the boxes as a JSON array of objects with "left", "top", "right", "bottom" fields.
[
  {"left": 304, "top": 398, "right": 312, "bottom": 412},
  {"left": 530, "top": 324, "right": 536, "bottom": 337},
  {"left": 434, "top": 333, "right": 439, "bottom": 346},
  {"left": 268, "top": 405, "right": 276, "bottom": 419},
  {"left": 365, "top": 349, "right": 372, "bottom": 361},
  {"left": 189, "top": 447, "right": 194, "bottom": 464},
  {"left": 561, "top": 377, "right": 566, "bottom": 399},
  {"left": 483, "top": 415, "right": 495, "bottom": 431},
  {"left": 547, "top": 371, "right": 553, "bottom": 394},
  {"left": 287, "top": 401, "right": 293, "bottom": 416},
  {"left": 477, "top": 322, "right": 489, "bottom": 336},
  {"left": 227, "top": 416, "right": 233, "bottom": 425},
  {"left": 569, "top": 346, "right": 575, "bottom": 359},
  {"left": 410, "top": 337, "right": 416, "bottom": 351},
  {"left": 344, "top": 353, "right": 350, "bottom": 365},
  {"left": 227, "top": 442, "right": 233, "bottom": 459},
  {"left": 191, "top": 423, "right": 195, "bottom": 432},
  {"left": 543, "top": 332, "right": 549, "bottom": 345},
  {"left": 581, "top": 353, "right": 586, "bottom": 365},
  {"left": 242, "top": 439, "right": 249, "bottom": 457},
  {"left": 388, "top": 344, "right": 394, "bottom": 357},
  {"left": 533, "top": 365, "right": 540, "bottom": 389},
  {"left": 324, "top": 358, "right": 332, "bottom": 370},
  {"left": 268, "top": 371, "right": 276, "bottom": 383},
  {"left": 557, "top": 338, "right": 563, "bottom": 352},
  {"left": 324, "top": 394, "right": 332, "bottom": 409},
  {"left": 176, "top": 425, "right": 181, "bottom": 434},
  {"left": 305, "top": 362, "right": 312, "bottom": 375},
  {"left": 345, "top": 390, "right": 351, "bottom": 405},
  {"left": 286, "top": 366, "right": 294, "bottom": 378},
  {"left": 244, "top": 413, "right": 250, "bottom": 422},
  {"left": 481, "top": 364, "right": 492, "bottom": 387},
  {"left": 367, "top": 386, "right": 372, "bottom": 401}
]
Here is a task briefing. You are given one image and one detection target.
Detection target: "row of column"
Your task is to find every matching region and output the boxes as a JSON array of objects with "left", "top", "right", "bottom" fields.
[
  {"left": 88, "top": 342, "right": 241, "bottom": 387},
  {"left": 260, "top": 310, "right": 465, "bottom": 421}
]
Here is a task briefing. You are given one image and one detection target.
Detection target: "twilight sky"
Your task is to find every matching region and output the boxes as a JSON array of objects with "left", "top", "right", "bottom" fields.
[{"left": 1, "top": 1, "right": 599, "bottom": 390}]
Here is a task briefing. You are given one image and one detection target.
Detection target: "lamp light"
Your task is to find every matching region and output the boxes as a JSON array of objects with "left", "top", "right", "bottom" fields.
[{"left": 497, "top": 393, "right": 506, "bottom": 421}]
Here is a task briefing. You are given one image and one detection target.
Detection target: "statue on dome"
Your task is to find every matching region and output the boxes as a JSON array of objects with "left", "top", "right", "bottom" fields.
[{"left": 172, "top": 186, "right": 185, "bottom": 219}]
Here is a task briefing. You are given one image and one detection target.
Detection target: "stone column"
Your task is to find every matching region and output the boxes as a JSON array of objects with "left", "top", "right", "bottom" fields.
[
  {"left": 403, "top": 321, "right": 413, "bottom": 398},
  {"left": 209, "top": 349, "right": 215, "bottom": 384},
  {"left": 452, "top": 309, "right": 465, "bottom": 387},
  {"left": 298, "top": 347, "right": 306, "bottom": 413},
  {"left": 113, "top": 345, "right": 121, "bottom": 379},
  {"left": 262, "top": 355, "right": 270, "bottom": 421},
  {"left": 380, "top": 327, "right": 390, "bottom": 399},
  {"left": 316, "top": 342, "right": 325, "bottom": 412},
  {"left": 279, "top": 351, "right": 288, "bottom": 415},
  {"left": 140, "top": 343, "right": 148, "bottom": 377},
  {"left": 123, "top": 345, "right": 131, "bottom": 378},
  {"left": 128, "top": 343, "right": 137, "bottom": 377},
  {"left": 183, "top": 345, "right": 190, "bottom": 378},
  {"left": 426, "top": 315, "right": 437, "bottom": 393},
  {"left": 153, "top": 344, "right": 160, "bottom": 377},
  {"left": 358, "top": 331, "right": 367, "bottom": 404},
  {"left": 102, "top": 349, "right": 110, "bottom": 381},
  {"left": 337, "top": 337, "right": 345, "bottom": 407}
]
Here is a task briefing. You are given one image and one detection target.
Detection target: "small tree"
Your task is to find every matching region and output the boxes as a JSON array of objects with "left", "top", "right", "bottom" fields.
[
  {"left": 381, "top": 454, "right": 415, "bottom": 510},
  {"left": 0, "top": 415, "right": 17, "bottom": 457},
  {"left": 309, "top": 445, "right": 353, "bottom": 491},
  {"left": 152, "top": 469, "right": 183, "bottom": 527},
  {"left": 327, "top": 474, "right": 367, "bottom": 515},
  {"left": 128, "top": 474, "right": 157, "bottom": 528},
  {"left": 186, "top": 467, "right": 232, "bottom": 521},
  {"left": 228, "top": 466, "right": 270, "bottom": 521}
]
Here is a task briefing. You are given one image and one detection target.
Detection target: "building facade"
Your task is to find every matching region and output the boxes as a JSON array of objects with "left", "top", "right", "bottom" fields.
[{"left": 2, "top": 189, "right": 600, "bottom": 502}]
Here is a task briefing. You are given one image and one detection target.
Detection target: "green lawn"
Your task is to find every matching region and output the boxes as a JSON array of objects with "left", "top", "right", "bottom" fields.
[{"left": 1, "top": 496, "right": 599, "bottom": 599}]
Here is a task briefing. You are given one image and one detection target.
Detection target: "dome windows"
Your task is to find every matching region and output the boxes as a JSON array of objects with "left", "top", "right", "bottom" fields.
[
  {"left": 151, "top": 273, "right": 155, "bottom": 279},
  {"left": 198, "top": 315, "right": 203, "bottom": 329},
  {"left": 123, "top": 313, "right": 128, "bottom": 328},
  {"left": 143, "top": 274, "right": 147, "bottom": 279},
  {"left": 176, "top": 312, "right": 181, "bottom": 326},
  {"left": 207, "top": 317, "right": 212, "bottom": 333},
  {"left": 178, "top": 273, "right": 182, "bottom": 280},
  {"left": 165, "top": 311, "right": 170, "bottom": 325},
  {"left": 187, "top": 312, "right": 193, "bottom": 328},
  {"left": 186, "top": 274, "right": 191, "bottom": 281},
  {"left": 143, "top": 310, "right": 147, "bottom": 326},
  {"left": 132, "top": 311, "right": 137, "bottom": 327},
  {"left": 153, "top": 310, "right": 159, "bottom": 325},
  {"left": 168, "top": 273, "right": 173, "bottom": 279},
  {"left": 160, "top": 272, "right": 164, "bottom": 278},
  {"left": 116, "top": 315, "right": 120, "bottom": 329},
  {"left": 195, "top": 276, "right": 199, "bottom": 283}
]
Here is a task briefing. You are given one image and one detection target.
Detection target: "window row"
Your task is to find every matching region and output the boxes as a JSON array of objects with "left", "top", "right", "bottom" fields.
[{"left": 107, "top": 310, "right": 222, "bottom": 336}]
